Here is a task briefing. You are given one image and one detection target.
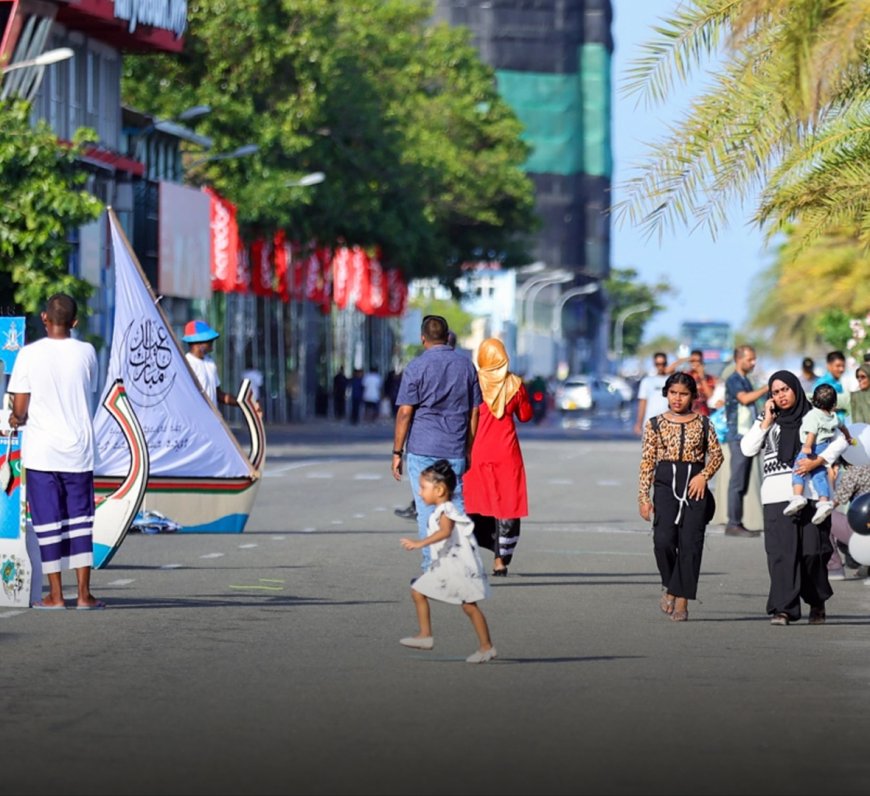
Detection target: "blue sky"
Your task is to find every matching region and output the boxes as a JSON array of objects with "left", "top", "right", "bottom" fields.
[{"left": 609, "top": 0, "right": 774, "bottom": 343}]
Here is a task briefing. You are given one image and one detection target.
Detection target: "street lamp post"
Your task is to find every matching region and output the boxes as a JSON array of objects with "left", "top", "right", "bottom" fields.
[
  {"left": 516, "top": 271, "right": 572, "bottom": 375},
  {"left": 612, "top": 302, "right": 652, "bottom": 370},
  {"left": 551, "top": 284, "right": 601, "bottom": 339},
  {"left": 550, "top": 283, "right": 600, "bottom": 377}
]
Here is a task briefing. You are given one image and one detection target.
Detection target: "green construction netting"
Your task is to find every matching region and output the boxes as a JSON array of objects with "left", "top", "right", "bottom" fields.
[{"left": 495, "top": 44, "right": 611, "bottom": 177}]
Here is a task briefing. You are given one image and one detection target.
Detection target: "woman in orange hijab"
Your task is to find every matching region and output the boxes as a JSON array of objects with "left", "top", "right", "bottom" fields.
[{"left": 463, "top": 338, "right": 533, "bottom": 576}]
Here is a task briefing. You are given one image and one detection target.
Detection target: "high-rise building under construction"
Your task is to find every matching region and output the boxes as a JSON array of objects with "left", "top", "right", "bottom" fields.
[{"left": 433, "top": 0, "right": 613, "bottom": 374}]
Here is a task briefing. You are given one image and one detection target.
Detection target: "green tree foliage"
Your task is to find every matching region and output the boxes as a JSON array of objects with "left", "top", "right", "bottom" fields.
[
  {"left": 747, "top": 225, "right": 870, "bottom": 354},
  {"left": 604, "top": 267, "right": 673, "bottom": 356},
  {"left": 122, "top": 0, "right": 537, "bottom": 283},
  {"left": 615, "top": 0, "right": 870, "bottom": 252},
  {"left": 0, "top": 99, "right": 102, "bottom": 319}
]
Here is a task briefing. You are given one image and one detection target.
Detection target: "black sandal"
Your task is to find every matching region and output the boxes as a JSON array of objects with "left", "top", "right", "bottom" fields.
[{"left": 492, "top": 567, "right": 508, "bottom": 577}]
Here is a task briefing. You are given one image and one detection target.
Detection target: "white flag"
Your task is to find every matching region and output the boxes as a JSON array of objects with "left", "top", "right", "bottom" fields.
[{"left": 94, "top": 211, "right": 255, "bottom": 479}]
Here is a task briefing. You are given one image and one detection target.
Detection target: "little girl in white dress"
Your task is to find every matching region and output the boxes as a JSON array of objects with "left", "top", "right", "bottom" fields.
[{"left": 399, "top": 459, "right": 496, "bottom": 663}]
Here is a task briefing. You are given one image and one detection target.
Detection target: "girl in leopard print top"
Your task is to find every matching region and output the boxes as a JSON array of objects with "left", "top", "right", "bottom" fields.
[{"left": 637, "top": 372, "right": 723, "bottom": 622}]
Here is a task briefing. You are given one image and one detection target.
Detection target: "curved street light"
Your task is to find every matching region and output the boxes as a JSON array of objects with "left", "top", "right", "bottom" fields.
[
  {"left": 2, "top": 47, "right": 74, "bottom": 73},
  {"left": 188, "top": 143, "right": 259, "bottom": 169},
  {"left": 612, "top": 302, "right": 652, "bottom": 368},
  {"left": 551, "top": 283, "right": 601, "bottom": 339},
  {"left": 286, "top": 171, "right": 326, "bottom": 188}
]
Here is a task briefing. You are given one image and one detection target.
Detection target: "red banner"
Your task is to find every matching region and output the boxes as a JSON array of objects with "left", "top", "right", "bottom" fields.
[
  {"left": 381, "top": 268, "right": 408, "bottom": 316},
  {"left": 250, "top": 238, "right": 274, "bottom": 297},
  {"left": 206, "top": 187, "right": 240, "bottom": 293},
  {"left": 317, "top": 245, "right": 333, "bottom": 314},
  {"left": 273, "top": 230, "right": 291, "bottom": 302},
  {"left": 355, "top": 246, "right": 386, "bottom": 315},
  {"left": 332, "top": 246, "right": 351, "bottom": 309},
  {"left": 234, "top": 243, "right": 251, "bottom": 293}
]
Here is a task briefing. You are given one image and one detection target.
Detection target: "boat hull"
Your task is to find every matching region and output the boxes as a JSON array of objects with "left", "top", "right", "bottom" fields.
[{"left": 94, "top": 474, "right": 261, "bottom": 533}]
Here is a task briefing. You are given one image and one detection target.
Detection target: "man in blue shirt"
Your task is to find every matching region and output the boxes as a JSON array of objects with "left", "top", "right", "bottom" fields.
[
  {"left": 392, "top": 315, "right": 481, "bottom": 568},
  {"left": 725, "top": 345, "right": 768, "bottom": 537},
  {"left": 814, "top": 350, "right": 848, "bottom": 423}
]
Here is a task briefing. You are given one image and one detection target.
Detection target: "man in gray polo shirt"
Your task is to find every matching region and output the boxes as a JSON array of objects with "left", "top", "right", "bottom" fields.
[{"left": 392, "top": 315, "right": 481, "bottom": 569}]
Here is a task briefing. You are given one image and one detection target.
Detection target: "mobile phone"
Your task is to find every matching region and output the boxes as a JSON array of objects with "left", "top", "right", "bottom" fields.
[{"left": 767, "top": 392, "right": 780, "bottom": 415}]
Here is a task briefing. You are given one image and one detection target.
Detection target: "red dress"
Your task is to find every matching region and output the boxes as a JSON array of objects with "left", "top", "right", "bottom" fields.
[{"left": 463, "top": 383, "right": 532, "bottom": 518}]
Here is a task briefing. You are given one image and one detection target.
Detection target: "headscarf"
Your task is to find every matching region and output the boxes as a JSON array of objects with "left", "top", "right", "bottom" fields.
[
  {"left": 850, "top": 364, "right": 870, "bottom": 424},
  {"left": 476, "top": 338, "right": 522, "bottom": 419},
  {"left": 768, "top": 369, "right": 813, "bottom": 465}
]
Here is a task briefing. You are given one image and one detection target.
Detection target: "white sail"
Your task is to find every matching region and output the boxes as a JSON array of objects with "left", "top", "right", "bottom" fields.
[{"left": 94, "top": 210, "right": 256, "bottom": 479}]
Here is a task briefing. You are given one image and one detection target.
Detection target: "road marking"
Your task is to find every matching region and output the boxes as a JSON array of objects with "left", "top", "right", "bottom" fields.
[
  {"left": 263, "top": 460, "right": 338, "bottom": 478},
  {"left": 373, "top": 506, "right": 387, "bottom": 512},
  {"left": 200, "top": 553, "right": 225, "bottom": 559},
  {"left": 353, "top": 513, "right": 365, "bottom": 518},
  {"left": 238, "top": 543, "right": 258, "bottom": 549},
  {"left": 596, "top": 480, "right": 622, "bottom": 486},
  {"left": 301, "top": 527, "right": 317, "bottom": 533},
  {"left": 306, "top": 472, "right": 334, "bottom": 479},
  {"left": 228, "top": 584, "right": 283, "bottom": 591},
  {"left": 105, "top": 578, "right": 135, "bottom": 586},
  {"left": 271, "top": 535, "right": 286, "bottom": 540},
  {"left": 259, "top": 578, "right": 284, "bottom": 583},
  {"left": 330, "top": 519, "right": 344, "bottom": 525},
  {"left": 354, "top": 473, "right": 382, "bottom": 480},
  {"left": 160, "top": 563, "right": 183, "bottom": 569},
  {"left": 0, "top": 610, "right": 27, "bottom": 618}
]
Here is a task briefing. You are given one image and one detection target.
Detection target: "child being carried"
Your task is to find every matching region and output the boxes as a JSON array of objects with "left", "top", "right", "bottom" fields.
[{"left": 784, "top": 383, "right": 853, "bottom": 524}]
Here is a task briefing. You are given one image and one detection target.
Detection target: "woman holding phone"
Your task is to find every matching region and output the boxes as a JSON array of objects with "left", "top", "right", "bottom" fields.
[{"left": 740, "top": 371, "right": 850, "bottom": 625}]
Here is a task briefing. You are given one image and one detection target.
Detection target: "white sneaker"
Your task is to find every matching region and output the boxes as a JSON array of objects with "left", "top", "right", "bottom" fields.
[
  {"left": 400, "top": 636, "right": 433, "bottom": 650},
  {"left": 811, "top": 501, "right": 834, "bottom": 525},
  {"left": 466, "top": 647, "right": 497, "bottom": 664},
  {"left": 783, "top": 496, "right": 808, "bottom": 516}
]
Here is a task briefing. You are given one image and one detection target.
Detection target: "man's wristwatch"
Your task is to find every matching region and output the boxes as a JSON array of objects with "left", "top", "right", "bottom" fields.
[{"left": 392, "top": 449, "right": 404, "bottom": 456}]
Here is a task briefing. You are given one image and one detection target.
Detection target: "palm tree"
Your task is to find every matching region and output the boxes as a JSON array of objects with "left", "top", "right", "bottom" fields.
[{"left": 615, "top": 0, "right": 870, "bottom": 249}]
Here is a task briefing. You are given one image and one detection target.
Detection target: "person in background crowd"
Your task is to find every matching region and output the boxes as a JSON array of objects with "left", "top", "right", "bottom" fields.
[
  {"left": 670, "top": 349, "right": 717, "bottom": 416},
  {"left": 349, "top": 368, "right": 364, "bottom": 425},
  {"left": 799, "top": 357, "right": 817, "bottom": 397},
  {"left": 724, "top": 345, "right": 768, "bottom": 537},
  {"left": 333, "top": 366, "right": 348, "bottom": 420},
  {"left": 634, "top": 352, "right": 670, "bottom": 436},
  {"left": 362, "top": 366, "right": 383, "bottom": 422},
  {"left": 815, "top": 350, "right": 848, "bottom": 423},
  {"left": 848, "top": 363, "right": 870, "bottom": 424}
]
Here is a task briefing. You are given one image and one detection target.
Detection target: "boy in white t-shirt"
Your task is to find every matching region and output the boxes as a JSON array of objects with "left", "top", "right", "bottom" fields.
[{"left": 7, "top": 293, "right": 104, "bottom": 610}]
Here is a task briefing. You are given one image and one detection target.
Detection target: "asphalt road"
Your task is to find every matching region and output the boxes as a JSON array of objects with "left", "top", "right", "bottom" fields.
[{"left": 3, "top": 410, "right": 870, "bottom": 796}]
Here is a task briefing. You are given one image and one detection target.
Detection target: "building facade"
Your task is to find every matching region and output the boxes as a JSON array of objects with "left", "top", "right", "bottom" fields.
[{"left": 432, "top": 0, "right": 613, "bottom": 375}]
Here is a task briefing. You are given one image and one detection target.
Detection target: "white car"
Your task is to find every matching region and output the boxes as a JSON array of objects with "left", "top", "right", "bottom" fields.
[
  {"left": 554, "top": 376, "right": 624, "bottom": 413},
  {"left": 602, "top": 375, "right": 634, "bottom": 403}
]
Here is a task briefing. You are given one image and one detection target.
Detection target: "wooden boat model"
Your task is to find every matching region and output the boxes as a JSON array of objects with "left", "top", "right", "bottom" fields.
[{"left": 93, "top": 209, "right": 265, "bottom": 534}]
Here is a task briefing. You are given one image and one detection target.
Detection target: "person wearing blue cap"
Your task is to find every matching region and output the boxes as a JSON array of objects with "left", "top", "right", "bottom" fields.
[{"left": 182, "top": 319, "right": 240, "bottom": 410}]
